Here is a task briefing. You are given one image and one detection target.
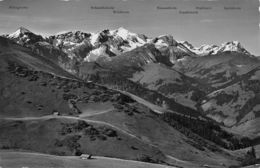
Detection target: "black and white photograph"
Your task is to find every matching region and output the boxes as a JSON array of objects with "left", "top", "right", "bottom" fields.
[{"left": 0, "top": 0, "right": 259, "bottom": 167}]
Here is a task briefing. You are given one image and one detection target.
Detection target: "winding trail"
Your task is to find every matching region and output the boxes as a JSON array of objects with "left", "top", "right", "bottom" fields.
[
  {"left": 1, "top": 115, "right": 161, "bottom": 150},
  {"left": 2, "top": 115, "right": 141, "bottom": 141},
  {"left": 1, "top": 114, "right": 188, "bottom": 165}
]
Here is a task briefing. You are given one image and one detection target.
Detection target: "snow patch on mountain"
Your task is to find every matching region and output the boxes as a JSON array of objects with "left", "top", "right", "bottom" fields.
[
  {"left": 111, "top": 27, "right": 146, "bottom": 43},
  {"left": 154, "top": 39, "right": 169, "bottom": 49},
  {"left": 110, "top": 27, "right": 147, "bottom": 52},
  {"left": 111, "top": 27, "right": 130, "bottom": 40},
  {"left": 181, "top": 41, "right": 251, "bottom": 56},
  {"left": 90, "top": 33, "right": 100, "bottom": 46},
  {"left": 7, "top": 27, "right": 31, "bottom": 38},
  {"left": 220, "top": 41, "right": 242, "bottom": 52},
  {"left": 84, "top": 45, "right": 110, "bottom": 62},
  {"left": 5, "top": 27, "right": 254, "bottom": 65}
]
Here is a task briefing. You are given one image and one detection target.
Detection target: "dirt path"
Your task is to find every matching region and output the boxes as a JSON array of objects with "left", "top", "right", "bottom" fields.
[{"left": 1, "top": 115, "right": 188, "bottom": 166}]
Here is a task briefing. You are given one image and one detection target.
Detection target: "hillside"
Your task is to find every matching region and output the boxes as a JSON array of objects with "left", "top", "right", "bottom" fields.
[
  {"left": 173, "top": 52, "right": 260, "bottom": 89},
  {"left": 1, "top": 27, "right": 260, "bottom": 168},
  {"left": 200, "top": 66, "right": 260, "bottom": 128},
  {"left": 0, "top": 36, "right": 173, "bottom": 164},
  {"left": 0, "top": 150, "right": 177, "bottom": 168}
]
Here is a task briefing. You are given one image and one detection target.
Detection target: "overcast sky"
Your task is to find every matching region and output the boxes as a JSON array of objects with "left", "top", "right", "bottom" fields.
[{"left": 0, "top": 0, "right": 259, "bottom": 55}]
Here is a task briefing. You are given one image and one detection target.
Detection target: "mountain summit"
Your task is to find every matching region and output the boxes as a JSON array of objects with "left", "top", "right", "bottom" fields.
[
  {"left": 8, "top": 26, "right": 32, "bottom": 38},
  {"left": 6, "top": 27, "right": 44, "bottom": 45},
  {"left": 182, "top": 40, "right": 251, "bottom": 56},
  {"left": 218, "top": 41, "right": 251, "bottom": 55},
  {"left": 5, "top": 27, "right": 253, "bottom": 57},
  {"left": 111, "top": 27, "right": 132, "bottom": 40}
]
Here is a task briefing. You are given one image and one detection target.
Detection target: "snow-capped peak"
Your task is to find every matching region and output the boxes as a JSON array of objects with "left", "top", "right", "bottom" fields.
[
  {"left": 182, "top": 41, "right": 195, "bottom": 49},
  {"left": 180, "top": 40, "right": 251, "bottom": 56},
  {"left": 90, "top": 32, "right": 100, "bottom": 46},
  {"left": 18, "top": 26, "right": 31, "bottom": 33},
  {"left": 109, "top": 27, "right": 147, "bottom": 51},
  {"left": 217, "top": 41, "right": 251, "bottom": 55},
  {"left": 116, "top": 27, "right": 129, "bottom": 33},
  {"left": 111, "top": 27, "right": 134, "bottom": 40},
  {"left": 5, "top": 26, "right": 44, "bottom": 46},
  {"left": 198, "top": 44, "right": 219, "bottom": 53},
  {"left": 8, "top": 27, "right": 32, "bottom": 38},
  {"left": 153, "top": 35, "right": 178, "bottom": 47},
  {"left": 220, "top": 41, "right": 241, "bottom": 51}
]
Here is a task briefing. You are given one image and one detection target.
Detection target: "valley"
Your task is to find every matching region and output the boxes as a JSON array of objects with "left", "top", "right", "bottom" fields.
[{"left": 0, "top": 26, "right": 259, "bottom": 168}]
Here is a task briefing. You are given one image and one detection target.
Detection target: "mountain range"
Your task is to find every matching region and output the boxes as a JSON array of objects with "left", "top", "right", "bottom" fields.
[{"left": 1, "top": 27, "right": 260, "bottom": 168}]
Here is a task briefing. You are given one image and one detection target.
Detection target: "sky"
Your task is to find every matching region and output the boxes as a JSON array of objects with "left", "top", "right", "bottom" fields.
[{"left": 0, "top": 0, "right": 259, "bottom": 55}]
